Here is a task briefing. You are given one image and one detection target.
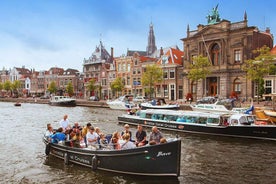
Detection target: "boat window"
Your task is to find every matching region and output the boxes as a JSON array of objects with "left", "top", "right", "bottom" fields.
[
  {"left": 140, "top": 112, "right": 146, "bottom": 118},
  {"left": 207, "top": 117, "right": 220, "bottom": 124},
  {"left": 247, "top": 116, "right": 255, "bottom": 124},
  {"left": 231, "top": 119, "right": 238, "bottom": 125},
  {"left": 197, "top": 117, "right": 207, "bottom": 124},
  {"left": 239, "top": 116, "right": 247, "bottom": 125},
  {"left": 145, "top": 114, "right": 152, "bottom": 119}
]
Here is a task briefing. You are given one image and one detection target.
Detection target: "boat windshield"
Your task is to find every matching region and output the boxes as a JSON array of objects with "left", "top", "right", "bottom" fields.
[{"left": 207, "top": 117, "right": 220, "bottom": 125}]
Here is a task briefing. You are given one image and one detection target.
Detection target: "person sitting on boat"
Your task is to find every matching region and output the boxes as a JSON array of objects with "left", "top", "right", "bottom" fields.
[
  {"left": 60, "top": 114, "right": 71, "bottom": 132},
  {"left": 99, "top": 133, "right": 109, "bottom": 149},
  {"left": 72, "top": 122, "right": 82, "bottom": 133},
  {"left": 50, "top": 127, "right": 66, "bottom": 143},
  {"left": 121, "top": 124, "right": 133, "bottom": 142},
  {"left": 121, "top": 133, "right": 136, "bottom": 150},
  {"left": 110, "top": 131, "right": 121, "bottom": 150},
  {"left": 149, "top": 126, "right": 163, "bottom": 144},
  {"left": 135, "top": 124, "right": 147, "bottom": 147},
  {"left": 71, "top": 132, "right": 85, "bottom": 148},
  {"left": 45, "top": 123, "right": 54, "bottom": 140},
  {"left": 81, "top": 123, "right": 92, "bottom": 147},
  {"left": 86, "top": 127, "right": 99, "bottom": 149}
]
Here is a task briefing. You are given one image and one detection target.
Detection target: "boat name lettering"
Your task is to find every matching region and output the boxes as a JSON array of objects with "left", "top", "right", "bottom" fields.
[
  {"left": 70, "top": 155, "right": 90, "bottom": 164},
  {"left": 157, "top": 151, "right": 171, "bottom": 157},
  {"left": 146, "top": 121, "right": 177, "bottom": 129},
  {"left": 253, "top": 131, "right": 268, "bottom": 134}
]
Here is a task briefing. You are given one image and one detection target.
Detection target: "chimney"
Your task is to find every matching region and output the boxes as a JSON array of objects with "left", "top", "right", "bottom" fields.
[
  {"left": 111, "top": 47, "right": 114, "bottom": 59},
  {"left": 266, "top": 27, "right": 270, "bottom": 34}
]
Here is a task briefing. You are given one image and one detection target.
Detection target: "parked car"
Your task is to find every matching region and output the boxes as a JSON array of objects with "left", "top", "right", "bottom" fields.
[
  {"left": 196, "top": 96, "right": 217, "bottom": 104},
  {"left": 133, "top": 96, "right": 146, "bottom": 103},
  {"left": 89, "top": 96, "right": 99, "bottom": 101}
]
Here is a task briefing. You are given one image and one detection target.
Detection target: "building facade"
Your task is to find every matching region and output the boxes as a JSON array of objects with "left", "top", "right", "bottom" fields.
[{"left": 181, "top": 9, "right": 273, "bottom": 101}]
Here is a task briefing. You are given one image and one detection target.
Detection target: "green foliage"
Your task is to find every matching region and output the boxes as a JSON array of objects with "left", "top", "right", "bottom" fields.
[
  {"left": 141, "top": 64, "right": 163, "bottom": 98},
  {"left": 242, "top": 45, "right": 275, "bottom": 102},
  {"left": 87, "top": 78, "right": 98, "bottom": 93},
  {"left": 12, "top": 80, "right": 21, "bottom": 91},
  {"left": 243, "top": 45, "right": 275, "bottom": 81},
  {"left": 48, "top": 81, "right": 57, "bottom": 94},
  {"left": 188, "top": 55, "right": 211, "bottom": 81},
  {"left": 3, "top": 80, "right": 12, "bottom": 91},
  {"left": 0, "top": 82, "right": 3, "bottom": 90},
  {"left": 66, "top": 81, "right": 74, "bottom": 97},
  {"left": 111, "top": 77, "right": 124, "bottom": 95}
]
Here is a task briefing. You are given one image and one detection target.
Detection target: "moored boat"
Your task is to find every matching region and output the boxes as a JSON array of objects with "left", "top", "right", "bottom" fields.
[
  {"left": 106, "top": 95, "right": 137, "bottom": 110},
  {"left": 140, "top": 98, "right": 179, "bottom": 110},
  {"left": 118, "top": 109, "right": 276, "bottom": 141},
  {"left": 43, "top": 136, "right": 181, "bottom": 177},
  {"left": 14, "top": 102, "right": 21, "bottom": 106},
  {"left": 49, "top": 96, "right": 76, "bottom": 107}
]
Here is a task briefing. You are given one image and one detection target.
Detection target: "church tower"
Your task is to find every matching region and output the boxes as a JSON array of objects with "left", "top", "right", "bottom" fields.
[{"left": 146, "top": 22, "right": 157, "bottom": 56}]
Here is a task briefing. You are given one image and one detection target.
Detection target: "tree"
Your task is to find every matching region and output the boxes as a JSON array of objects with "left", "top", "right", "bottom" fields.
[
  {"left": 242, "top": 45, "right": 275, "bottom": 103},
  {"left": 141, "top": 64, "right": 163, "bottom": 99},
  {"left": 66, "top": 81, "right": 74, "bottom": 97},
  {"left": 12, "top": 80, "right": 21, "bottom": 97},
  {"left": 87, "top": 79, "right": 98, "bottom": 97},
  {"left": 3, "top": 80, "right": 12, "bottom": 95},
  {"left": 187, "top": 55, "right": 211, "bottom": 98},
  {"left": 111, "top": 77, "right": 124, "bottom": 97},
  {"left": 48, "top": 81, "right": 57, "bottom": 94}
]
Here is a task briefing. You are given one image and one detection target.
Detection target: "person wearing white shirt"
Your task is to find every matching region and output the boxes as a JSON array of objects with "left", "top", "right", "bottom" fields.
[
  {"left": 86, "top": 127, "right": 99, "bottom": 147},
  {"left": 60, "top": 114, "right": 70, "bottom": 131},
  {"left": 121, "top": 133, "right": 136, "bottom": 150}
]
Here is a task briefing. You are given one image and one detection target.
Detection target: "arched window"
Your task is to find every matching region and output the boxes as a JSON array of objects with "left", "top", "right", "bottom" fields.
[
  {"left": 233, "top": 78, "right": 241, "bottom": 93},
  {"left": 211, "top": 44, "right": 220, "bottom": 65}
]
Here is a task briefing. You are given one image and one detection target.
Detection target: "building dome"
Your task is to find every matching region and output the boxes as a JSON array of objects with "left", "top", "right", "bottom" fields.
[{"left": 271, "top": 45, "right": 276, "bottom": 55}]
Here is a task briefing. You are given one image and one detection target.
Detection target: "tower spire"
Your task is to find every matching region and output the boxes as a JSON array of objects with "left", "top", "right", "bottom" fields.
[{"left": 146, "top": 22, "right": 157, "bottom": 56}]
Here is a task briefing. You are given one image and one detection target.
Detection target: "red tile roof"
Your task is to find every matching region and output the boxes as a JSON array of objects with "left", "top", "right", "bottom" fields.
[{"left": 156, "top": 47, "right": 184, "bottom": 65}]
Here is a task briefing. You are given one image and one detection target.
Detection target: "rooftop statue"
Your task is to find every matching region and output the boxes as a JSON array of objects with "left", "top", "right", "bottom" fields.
[{"left": 206, "top": 4, "right": 221, "bottom": 25}]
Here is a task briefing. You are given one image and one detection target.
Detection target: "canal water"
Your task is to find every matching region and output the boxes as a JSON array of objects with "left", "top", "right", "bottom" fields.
[{"left": 0, "top": 102, "right": 275, "bottom": 184}]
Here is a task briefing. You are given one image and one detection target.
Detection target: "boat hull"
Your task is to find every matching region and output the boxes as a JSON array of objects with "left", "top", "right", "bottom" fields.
[
  {"left": 118, "top": 115, "right": 276, "bottom": 141},
  {"left": 49, "top": 100, "right": 76, "bottom": 107},
  {"left": 141, "top": 103, "right": 179, "bottom": 110},
  {"left": 43, "top": 137, "right": 181, "bottom": 177}
]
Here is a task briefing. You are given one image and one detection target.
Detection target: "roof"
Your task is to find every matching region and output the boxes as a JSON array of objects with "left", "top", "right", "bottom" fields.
[
  {"left": 127, "top": 50, "right": 147, "bottom": 57},
  {"left": 156, "top": 47, "right": 184, "bottom": 66}
]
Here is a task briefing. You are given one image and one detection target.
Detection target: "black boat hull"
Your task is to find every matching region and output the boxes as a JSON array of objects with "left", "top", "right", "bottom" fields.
[
  {"left": 118, "top": 115, "right": 276, "bottom": 141},
  {"left": 43, "top": 137, "right": 181, "bottom": 177}
]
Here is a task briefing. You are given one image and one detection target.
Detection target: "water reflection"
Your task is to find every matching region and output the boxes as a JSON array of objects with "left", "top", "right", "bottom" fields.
[{"left": 0, "top": 102, "right": 275, "bottom": 183}]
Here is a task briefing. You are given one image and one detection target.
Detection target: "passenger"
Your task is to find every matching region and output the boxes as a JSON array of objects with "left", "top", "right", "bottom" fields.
[
  {"left": 121, "top": 133, "right": 136, "bottom": 149},
  {"left": 72, "top": 122, "right": 82, "bottom": 133},
  {"left": 110, "top": 131, "right": 121, "bottom": 150},
  {"left": 86, "top": 127, "right": 99, "bottom": 149},
  {"left": 160, "top": 137, "right": 167, "bottom": 144},
  {"left": 121, "top": 124, "right": 133, "bottom": 141},
  {"left": 149, "top": 126, "right": 163, "bottom": 144},
  {"left": 71, "top": 132, "right": 85, "bottom": 148},
  {"left": 81, "top": 123, "right": 92, "bottom": 147},
  {"left": 95, "top": 127, "right": 101, "bottom": 137},
  {"left": 59, "top": 114, "right": 71, "bottom": 131},
  {"left": 135, "top": 124, "right": 147, "bottom": 147},
  {"left": 99, "top": 133, "right": 108, "bottom": 149},
  {"left": 50, "top": 127, "right": 66, "bottom": 143},
  {"left": 45, "top": 124, "right": 54, "bottom": 139}
]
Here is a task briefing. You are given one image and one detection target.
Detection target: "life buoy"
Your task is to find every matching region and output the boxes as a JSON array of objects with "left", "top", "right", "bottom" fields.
[
  {"left": 92, "top": 155, "right": 97, "bottom": 170},
  {"left": 64, "top": 152, "right": 69, "bottom": 165},
  {"left": 45, "top": 144, "right": 51, "bottom": 155}
]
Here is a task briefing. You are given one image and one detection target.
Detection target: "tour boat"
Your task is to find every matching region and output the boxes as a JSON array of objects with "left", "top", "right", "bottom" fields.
[
  {"left": 118, "top": 109, "right": 276, "bottom": 141},
  {"left": 49, "top": 96, "right": 76, "bottom": 107},
  {"left": 43, "top": 135, "right": 181, "bottom": 177},
  {"left": 140, "top": 98, "right": 179, "bottom": 110}
]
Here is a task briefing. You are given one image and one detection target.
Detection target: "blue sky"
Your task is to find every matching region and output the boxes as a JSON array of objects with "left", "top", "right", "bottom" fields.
[{"left": 0, "top": 0, "right": 275, "bottom": 71}]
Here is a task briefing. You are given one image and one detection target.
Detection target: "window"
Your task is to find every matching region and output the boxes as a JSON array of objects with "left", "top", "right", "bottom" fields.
[
  {"left": 234, "top": 78, "right": 241, "bottom": 93},
  {"left": 211, "top": 44, "right": 220, "bottom": 65},
  {"left": 164, "top": 71, "right": 168, "bottom": 79},
  {"left": 265, "top": 80, "right": 272, "bottom": 94},
  {"left": 169, "top": 70, "right": 175, "bottom": 79},
  {"left": 127, "top": 64, "right": 131, "bottom": 71},
  {"left": 191, "top": 81, "right": 197, "bottom": 94},
  {"left": 134, "top": 59, "right": 138, "bottom": 65},
  {"left": 234, "top": 50, "right": 241, "bottom": 63},
  {"left": 178, "top": 85, "right": 183, "bottom": 99}
]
